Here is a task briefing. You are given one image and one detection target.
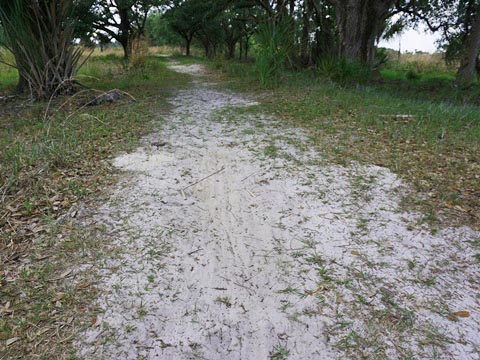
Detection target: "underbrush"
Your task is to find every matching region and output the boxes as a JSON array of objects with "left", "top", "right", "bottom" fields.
[
  {"left": 0, "top": 49, "right": 19, "bottom": 94},
  {"left": 211, "top": 59, "right": 480, "bottom": 228},
  {"left": 0, "top": 55, "right": 189, "bottom": 357},
  {"left": 378, "top": 52, "right": 480, "bottom": 104}
]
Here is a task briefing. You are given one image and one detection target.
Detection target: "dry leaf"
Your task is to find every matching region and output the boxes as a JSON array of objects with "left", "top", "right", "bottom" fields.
[
  {"left": 6, "top": 337, "right": 20, "bottom": 346},
  {"left": 77, "top": 282, "right": 91, "bottom": 289},
  {"left": 452, "top": 311, "right": 470, "bottom": 318},
  {"left": 351, "top": 250, "right": 361, "bottom": 256},
  {"left": 59, "top": 269, "right": 72, "bottom": 279}
]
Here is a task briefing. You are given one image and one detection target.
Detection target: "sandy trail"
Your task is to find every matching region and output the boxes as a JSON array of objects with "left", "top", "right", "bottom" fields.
[{"left": 77, "top": 64, "right": 480, "bottom": 359}]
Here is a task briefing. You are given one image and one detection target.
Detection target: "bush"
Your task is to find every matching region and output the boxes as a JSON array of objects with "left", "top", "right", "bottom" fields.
[
  {"left": 254, "top": 17, "right": 294, "bottom": 86},
  {"left": 317, "top": 57, "right": 371, "bottom": 85},
  {"left": 0, "top": 0, "right": 86, "bottom": 99},
  {"left": 406, "top": 69, "right": 421, "bottom": 80}
]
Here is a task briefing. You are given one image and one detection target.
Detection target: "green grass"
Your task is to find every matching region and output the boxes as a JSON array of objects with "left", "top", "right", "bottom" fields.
[
  {"left": 1, "top": 54, "right": 189, "bottom": 244},
  {"left": 0, "top": 53, "right": 190, "bottom": 357},
  {"left": 211, "top": 59, "right": 480, "bottom": 227},
  {"left": 0, "top": 49, "right": 18, "bottom": 94}
]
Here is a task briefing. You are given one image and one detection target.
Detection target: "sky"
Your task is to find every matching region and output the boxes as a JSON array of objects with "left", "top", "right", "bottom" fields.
[{"left": 379, "top": 27, "right": 442, "bottom": 54}]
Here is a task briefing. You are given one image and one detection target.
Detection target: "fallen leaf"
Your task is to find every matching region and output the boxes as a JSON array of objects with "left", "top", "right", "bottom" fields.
[
  {"left": 53, "top": 292, "right": 64, "bottom": 301},
  {"left": 76, "top": 282, "right": 91, "bottom": 290},
  {"left": 6, "top": 337, "right": 20, "bottom": 346},
  {"left": 351, "top": 250, "right": 361, "bottom": 256},
  {"left": 452, "top": 311, "right": 470, "bottom": 318},
  {"left": 1, "top": 308, "right": 15, "bottom": 314},
  {"left": 59, "top": 269, "right": 72, "bottom": 279}
]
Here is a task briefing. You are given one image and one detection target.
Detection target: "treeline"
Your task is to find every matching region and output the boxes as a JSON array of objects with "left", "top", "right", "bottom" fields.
[
  {"left": 155, "top": 0, "right": 480, "bottom": 87},
  {"left": 1, "top": 0, "right": 479, "bottom": 98}
]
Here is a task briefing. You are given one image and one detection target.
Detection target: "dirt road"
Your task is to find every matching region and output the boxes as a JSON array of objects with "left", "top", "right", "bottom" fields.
[{"left": 77, "top": 64, "right": 480, "bottom": 359}]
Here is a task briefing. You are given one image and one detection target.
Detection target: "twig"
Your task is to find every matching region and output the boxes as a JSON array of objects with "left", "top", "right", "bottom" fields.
[
  {"left": 217, "top": 275, "right": 256, "bottom": 295},
  {"left": 188, "top": 248, "right": 203, "bottom": 256},
  {"left": 180, "top": 166, "right": 225, "bottom": 191},
  {"left": 241, "top": 170, "right": 260, "bottom": 182}
]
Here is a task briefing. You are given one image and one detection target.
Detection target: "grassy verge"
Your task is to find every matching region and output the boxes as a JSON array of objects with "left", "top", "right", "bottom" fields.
[
  {"left": 0, "top": 52, "right": 190, "bottom": 357},
  {"left": 211, "top": 59, "right": 480, "bottom": 229},
  {"left": 0, "top": 50, "right": 18, "bottom": 95}
]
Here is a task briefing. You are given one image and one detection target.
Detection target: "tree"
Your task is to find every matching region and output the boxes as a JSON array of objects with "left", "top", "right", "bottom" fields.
[
  {"left": 90, "top": 0, "right": 161, "bottom": 59},
  {"left": 164, "top": 0, "right": 204, "bottom": 56},
  {"left": 326, "top": 0, "right": 395, "bottom": 64},
  {"left": 454, "top": 2, "right": 480, "bottom": 86},
  {"left": 146, "top": 11, "right": 182, "bottom": 47},
  {"left": 220, "top": 8, "right": 244, "bottom": 59},
  {"left": 0, "top": 0, "right": 89, "bottom": 98},
  {"left": 395, "top": 0, "right": 480, "bottom": 87}
]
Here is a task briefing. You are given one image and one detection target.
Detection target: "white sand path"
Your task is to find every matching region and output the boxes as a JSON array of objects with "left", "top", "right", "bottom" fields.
[{"left": 77, "top": 63, "right": 480, "bottom": 360}]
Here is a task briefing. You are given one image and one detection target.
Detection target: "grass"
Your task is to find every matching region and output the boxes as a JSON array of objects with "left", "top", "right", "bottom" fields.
[
  {"left": 211, "top": 58, "right": 480, "bottom": 229},
  {"left": 0, "top": 49, "right": 190, "bottom": 357},
  {"left": 0, "top": 50, "right": 18, "bottom": 94}
]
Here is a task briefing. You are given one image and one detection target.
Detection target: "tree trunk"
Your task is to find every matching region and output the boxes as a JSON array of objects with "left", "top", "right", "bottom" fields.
[
  {"left": 300, "top": 0, "right": 311, "bottom": 65},
  {"left": 13, "top": 51, "right": 29, "bottom": 94},
  {"left": 476, "top": 56, "right": 480, "bottom": 81},
  {"left": 203, "top": 43, "right": 209, "bottom": 58},
  {"left": 186, "top": 37, "right": 192, "bottom": 56},
  {"left": 118, "top": 7, "right": 131, "bottom": 60},
  {"left": 15, "top": 72, "right": 29, "bottom": 94},
  {"left": 227, "top": 41, "right": 236, "bottom": 59},
  {"left": 331, "top": 0, "right": 393, "bottom": 64},
  {"left": 239, "top": 36, "right": 243, "bottom": 61},
  {"left": 120, "top": 37, "right": 130, "bottom": 60},
  {"left": 455, "top": 4, "right": 480, "bottom": 87}
]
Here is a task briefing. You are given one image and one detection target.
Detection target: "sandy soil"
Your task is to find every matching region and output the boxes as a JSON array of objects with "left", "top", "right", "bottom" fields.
[{"left": 76, "top": 63, "right": 480, "bottom": 359}]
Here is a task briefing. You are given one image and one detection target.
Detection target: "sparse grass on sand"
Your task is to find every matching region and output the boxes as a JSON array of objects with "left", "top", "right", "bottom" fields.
[
  {"left": 0, "top": 50, "right": 190, "bottom": 357},
  {"left": 211, "top": 57, "right": 480, "bottom": 229}
]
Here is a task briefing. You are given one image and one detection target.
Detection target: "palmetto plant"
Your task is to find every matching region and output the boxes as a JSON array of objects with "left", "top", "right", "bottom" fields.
[
  {"left": 0, "top": 0, "right": 86, "bottom": 99},
  {"left": 254, "top": 16, "right": 294, "bottom": 86}
]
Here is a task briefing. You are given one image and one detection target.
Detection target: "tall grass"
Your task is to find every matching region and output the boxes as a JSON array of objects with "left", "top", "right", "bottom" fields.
[
  {"left": 317, "top": 57, "right": 371, "bottom": 85},
  {"left": 0, "top": 48, "right": 17, "bottom": 92}
]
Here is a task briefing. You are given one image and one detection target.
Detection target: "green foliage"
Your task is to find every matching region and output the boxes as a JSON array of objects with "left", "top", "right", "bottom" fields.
[
  {"left": 317, "top": 57, "right": 371, "bottom": 85},
  {"left": 0, "top": 0, "right": 86, "bottom": 98},
  {"left": 254, "top": 17, "right": 295, "bottom": 86},
  {"left": 146, "top": 12, "right": 182, "bottom": 47},
  {"left": 88, "top": 0, "right": 162, "bottom": 58},
  {"left": 406, "top": 68, "right": 421, "bottom": 80}
]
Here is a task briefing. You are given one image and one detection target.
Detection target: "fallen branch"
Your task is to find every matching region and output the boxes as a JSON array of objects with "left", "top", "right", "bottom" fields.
[{"left": 181, "top": 166, "right": 225, "bottom": 191}]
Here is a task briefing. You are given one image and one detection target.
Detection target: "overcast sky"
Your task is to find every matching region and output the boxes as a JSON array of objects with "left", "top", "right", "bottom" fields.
[{"left": 379, "top": 27, "right": 442, "bottom": 53}]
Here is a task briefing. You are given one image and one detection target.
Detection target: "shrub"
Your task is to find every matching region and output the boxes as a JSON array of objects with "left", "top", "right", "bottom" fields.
[
  {"left": 0, "top": 0, "right": 86, "bottom": 99},
  {"left": 254, "top": 17, "right": 294, "bottom": 86},
  {"left": 317, "top": 57, "right": 371, "bottom": 85}
]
